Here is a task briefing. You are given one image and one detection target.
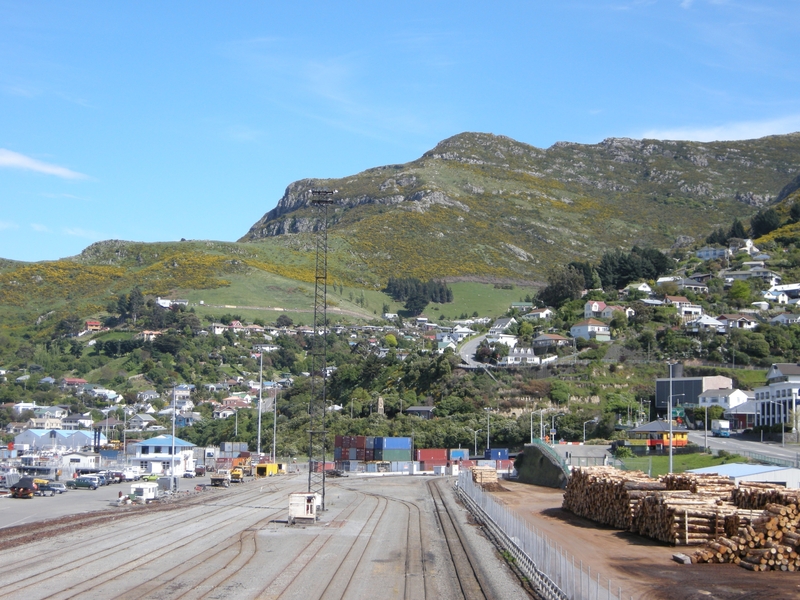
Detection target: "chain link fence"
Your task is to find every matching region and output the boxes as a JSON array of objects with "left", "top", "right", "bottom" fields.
[{"left": 457, "top": 470, "right": 630, "bottom": 600}]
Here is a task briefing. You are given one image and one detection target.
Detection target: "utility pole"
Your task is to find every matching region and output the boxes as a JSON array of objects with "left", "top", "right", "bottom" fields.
[
  {"left": 307, "top": 189, "right": 336, "bottom": 511},
  {"left": 257, "top": 353, "right": 263, "bottom": 456}
]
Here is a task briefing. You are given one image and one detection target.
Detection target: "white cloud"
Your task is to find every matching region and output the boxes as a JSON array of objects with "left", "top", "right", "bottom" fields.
[
  {"left": 63, "top": 227, "right": 104, "bottom": 239},
  {"left": 30, "top": 223, "right": 51, "bottom": 233},
  {"left": 0, "top": 149, "right": 88, "bottom": 180},
  {"left": 0, "top": 221, "right": 19, "bottom": 231},
  {"left": 641, "top": 114, "right": 800, "bottom": 142}
]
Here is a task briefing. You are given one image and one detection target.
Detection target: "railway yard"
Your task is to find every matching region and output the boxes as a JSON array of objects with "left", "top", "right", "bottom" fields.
[
  {"left": 2, "top": 472, "right": 800, "bottom": 599},
  {"left": 0, "top": 474, "right": 527, "bottom": 600}
]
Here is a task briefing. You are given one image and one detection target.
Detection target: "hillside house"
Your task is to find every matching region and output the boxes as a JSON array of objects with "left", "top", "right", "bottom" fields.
[
  {"left": 525, "top": 307, "right": 553, "bottom": 320},
  {"left": 129, "top": 414, "right": 158, "bottom": 430},
  {"left": 570, "top": 318, "right": 610, "bottom": 341},
  {"left": 532, "top": 333, "right": 570, "bottom": 348},
  {"left": 696, "top": 246, "right": 731, "bottom": 261},
  {"left": 676, "top": 278, "right": 709, "bottom": 294},
  {"left": 770, "top": 313, "right": 800, "bottom": 326},
  {"left": 717, "top": 314, "right": 758, "bottom": 330},
  {"left": 85, "top": 320, "right": 102, "bottom": 332},
  {"left": 488, "top": 317, "right": 517, "bottom": 336}
]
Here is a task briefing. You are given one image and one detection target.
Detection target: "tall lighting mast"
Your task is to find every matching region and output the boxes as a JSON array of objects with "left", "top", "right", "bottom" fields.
[{"left": 308, "top": 189, "right": 336, "bottom": 511}]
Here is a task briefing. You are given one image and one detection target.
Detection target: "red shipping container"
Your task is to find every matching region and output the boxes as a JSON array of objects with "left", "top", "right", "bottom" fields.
[
  {"left": 365, "top": 450, "right": 374, "bottom": 461},
  {"left": 459, "top": 460, "right": 476, "bottom": 468},
  {"left": 422, "top": 460, "right": 448, "bottom": 470},
  {"left": 416, "top": 448, "right": 447, "bottom": 462},
  {"left": 342, "top": 436, "right": 351, "bottom": 449},
  {"left": 355, "top": 435, "right": 367, "bottom": 449},
  {"left": 335, "top": 435, "right": 343, "bottom": 448},
  {"left": 355, "top": 448, "right": 366, "bottom": 460}
]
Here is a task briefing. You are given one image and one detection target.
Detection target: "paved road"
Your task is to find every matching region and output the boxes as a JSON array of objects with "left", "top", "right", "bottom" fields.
[
  {"left": 0, "top": 474, "right": 529, "bottom": 600},
  {"left": 686, "top": 431, "right": 800, "bottom": 465},
  {"left": 459, "top": 333, "right": 486, "bottom": 368}
]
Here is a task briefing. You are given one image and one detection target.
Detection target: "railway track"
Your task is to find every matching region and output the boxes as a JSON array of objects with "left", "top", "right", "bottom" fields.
[{"left": 0, "top": 475, "right": 526, "bottom": 600}]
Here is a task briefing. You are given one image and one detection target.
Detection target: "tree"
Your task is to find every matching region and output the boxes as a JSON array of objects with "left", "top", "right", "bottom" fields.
[
  {"left": 729, "top": 218, "right": 747, "bottom": 240},
  {"left": 405, "top": 292, "right": 429, "bottom": 316},
  {"left": 727, "top": 280, "right": 751, "bottom": 306},
  {"left": 791, "top": 203, "right": 800, "bottom": 224},
  {"left": 276, "top": 314, "right": 293, "bottom": 328},
  {"left": 750, "top": 208, "right": 781, "bottom": 238},
  {"left": 537, "top": 266, "right": 584, "bottom": 307}
]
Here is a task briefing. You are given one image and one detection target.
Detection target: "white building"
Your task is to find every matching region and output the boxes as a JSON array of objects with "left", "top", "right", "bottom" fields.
[
  {"left": 753, "top": 363, "right": 800, "bottom": 429},
  {"left": 133, "top": 435, "right": 195, "bottom": 476},
  {"left": 697, "top": 388, "right": 751, "bottom": 411},
  {"left": 14, "top": 429, "right": 106, "bottom": 451},
  {"left": 570, "top": 318, "right": 610, "bottom": 341}
]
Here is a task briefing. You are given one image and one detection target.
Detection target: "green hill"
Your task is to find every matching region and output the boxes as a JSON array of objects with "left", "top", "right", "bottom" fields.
[{"left": 242, "top": 131, "right": 800, "bottom": 284}]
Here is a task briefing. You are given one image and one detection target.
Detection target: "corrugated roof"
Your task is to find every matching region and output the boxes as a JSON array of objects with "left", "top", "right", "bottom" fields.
[{"left": 688, "top": 464, "right": 790, "bottom": 477}]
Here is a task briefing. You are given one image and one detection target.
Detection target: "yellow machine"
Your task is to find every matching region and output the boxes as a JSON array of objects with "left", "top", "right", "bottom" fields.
[
  {"left": 230, "top": 466, "right": 245, "bottom": 483},
  {"left": 255, "top": 463, "right": 278, "bottom": 477}
]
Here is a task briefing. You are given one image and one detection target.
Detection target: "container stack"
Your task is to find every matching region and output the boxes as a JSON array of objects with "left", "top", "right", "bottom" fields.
[
  {"left": 449, "top": 448, "right": 470, "bottom": 461},
  {"left": 484, "top": 448, "right": 509, "bottom": 460},
  {"left": 333, "top": 436, "right": 412, "bottom": 472},
  {"left": 416, "top": 448, "right": 447, "bottom": 471}
]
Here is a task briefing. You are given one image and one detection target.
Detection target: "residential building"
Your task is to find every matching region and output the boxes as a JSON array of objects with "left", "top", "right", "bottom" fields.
[
  {"left": 697, "top": 388, "right": 752, "bottom": 411},
  {"left": 85, "top": 320, "right": 102, "bottom": 331},
  {"left": 724, "top": 400, "right": 758, "bottom": 430},
  {"left": 488, "top": 317, "right": 517, "bottom": 336},
  {"left": 770, "top": 313, "right": 800, "bottom": 326},
  {"left": 696, "top": 246, "right": 731, "bottom": 261},
  {"left": 532, "top": 333, "right": 570, "bottom": 348},
  {"left": 716, "top": 314, "right": 758, "bottom": 330},
  {"left": 405, "top": 406, "right": 435, "bottom": 420},
  {"left": 676, "top": 278, "right": 709, "bottom": 294},
  {"left": 570, "top": 318, "right": 610, "bottom": 341},
  {"left": 525, "top": 307, "right": 554, "bottom": 320}
]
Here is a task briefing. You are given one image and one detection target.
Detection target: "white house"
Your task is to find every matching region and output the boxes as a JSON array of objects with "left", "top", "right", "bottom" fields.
[
  {"left": 684, "top": 315, "right": 726, "bottom": 333},
  {"left": 696, "top": 246, "right": 731, "bottom": 261},
  {"left": 383, "top": 313, "right": 398, "bottom": 320},
  {"left": 486, "top": 334, "right": 519, "bottom": 348},
  {"left": 697, "top": 388, "right": 751, "bottom": 411},
  {"left": 716, "top": 314, "right": 759, "bottom": 330},
  {"left": 525, "top": 307, "right": 554, "bottom": 320},
  {"left": 133, "top": 435, "right": 195, "bottom": 476},
  {"left": 570, "top": 318, "right": 610, "bottom": 341},
  {"left": 624, "top": 282, "right": 652, "bottom": 294},
  {"left": 762, "top": 291, "right": 789, "bottom": 304},
  {"left": 129, "top": 414, "right": 158, "bottom": 430},
  {"left": 770, "top": 313, "right": 800, "bottom": 326},
  {"left": 498, "top": 347, "right": 542, "bottom": 367},
  {"left": 488, "top": 317, "right": 517, "bottom": 336}
]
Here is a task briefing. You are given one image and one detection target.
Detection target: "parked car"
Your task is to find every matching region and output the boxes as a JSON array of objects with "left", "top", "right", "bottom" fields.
[
  {"left": 45, "top": 482, "right": 67, "bottom": 494},
  {"left": 66, "top": 477, "right": 98, "bottom": 490},
  {"left": 142, "top": 473, "right": 160, "bottom": 482},
  {"left": 182, "top": 471, "right": 195, "bottom": 478},
  {"left": 108, "top": 471, "right": 125, "bottom": 484},
  {"left": 10, "top": 477, "right": 38, "bottom": 498}
]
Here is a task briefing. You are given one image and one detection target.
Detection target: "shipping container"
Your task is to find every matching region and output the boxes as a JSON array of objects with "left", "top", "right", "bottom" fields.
[
  {"left": 416, "top": 449, "right": 447, "bottom": 462},
  {"left": 477, "top": 460, "right": 497, "bottom": 468},
  {"left": 378, "top": 449, "right": 412, "bottom": 462},
  {"left": 383, "top": 437, "right": 412, "bottom": 450},
  {"left": 390, "top": 461, "right": 413, "bottom": 472},
  {"left": 334, "top": 447, "right": 342, "bottom": 460},
  {"left": 449, "top": 448, "right": 470, "bottom": 461},
  {"left": 484, "top": 448, "right": 509, "bottom": 460},
  {"left": 342, "top": 436, "right": 351, "bottom": 449},
  {"left": 433, "top": 465, "right": 447, "bottom": 476},
  {"left": 334, "top": 435, "right": 343, "bottom": 448},
  {"left": 366, "top": 436, "right": 375, "bottom": 450},
  {"left": 421, "top": 460, "right": 448, "bottom": 471},
  {"left": 348, "top": 448, "right": 357, "bottom": 461},
  {"left": 365, "top": 449, "right": 374, "bottom": 461},
  {"left": 355, "top": 449, "right": 365, "bottom": 460},
  {"left": 354, "top": 436, "right": 367, "bottom": 449}
]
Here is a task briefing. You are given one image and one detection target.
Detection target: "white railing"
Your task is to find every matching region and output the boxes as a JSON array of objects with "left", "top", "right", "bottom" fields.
[{"left": 457, "top": 471, "right": 630, "bottom": 600}]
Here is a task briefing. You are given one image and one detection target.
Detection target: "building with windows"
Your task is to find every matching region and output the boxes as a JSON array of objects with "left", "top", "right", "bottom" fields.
[
  {"left": 133, "top": 435, "right": 195, "bottom": 476},
  {"left": 753, "top": 363, "right": 800, "bottom": 429},
  {"left": 655, "top": 364, "right": 732, "bottom": 412}
]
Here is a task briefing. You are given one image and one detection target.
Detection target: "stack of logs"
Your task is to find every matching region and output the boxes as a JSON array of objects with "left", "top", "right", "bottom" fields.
[
  {"left": 562, "top": 467, "right": 666, "bottom": 529},
  {"left": 564, "top": 466, "right": 800, "bottom": 570},
  {"left": 471, "top": 466, "right": 498, "bottom": 485},
  {"left": 690, "top": 485, "right": 800, "bottom": 570}
]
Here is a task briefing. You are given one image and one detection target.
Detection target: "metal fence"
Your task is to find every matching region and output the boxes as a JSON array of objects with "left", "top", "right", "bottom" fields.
[{"left": 457, "top": 471, "right": 630, "bottom": 600}]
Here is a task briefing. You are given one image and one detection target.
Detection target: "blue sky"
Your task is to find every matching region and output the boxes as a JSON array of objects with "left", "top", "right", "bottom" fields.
[{"left": 1, "top": 1, "right": 799, "bottom": 262}]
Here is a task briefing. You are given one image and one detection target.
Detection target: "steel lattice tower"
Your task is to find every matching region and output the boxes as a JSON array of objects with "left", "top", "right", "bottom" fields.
[{"left": 307, "top": 189, "right": 335, "bottom": 510}]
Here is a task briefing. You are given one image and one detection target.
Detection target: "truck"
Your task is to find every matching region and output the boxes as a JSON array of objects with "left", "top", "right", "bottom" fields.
[
  {"left": 210, "top": 469, "right": 231, "bottom": 487},
  {"left": 230, "top": 466, "right": 246, "bottom": 483},
  {"left": 711, "top": 419, "right": 731, "bottom": 437}
]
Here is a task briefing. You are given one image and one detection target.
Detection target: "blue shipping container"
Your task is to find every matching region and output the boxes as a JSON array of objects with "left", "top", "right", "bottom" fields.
[
  {"left": 484, "top": 448, "right": 509, "bottom": 460},
  {"left": 383, "top": 437, "right": 412, "bottom": 450},
  {"left": 449, "top": 448, "right": 470, "bottom": 460}
]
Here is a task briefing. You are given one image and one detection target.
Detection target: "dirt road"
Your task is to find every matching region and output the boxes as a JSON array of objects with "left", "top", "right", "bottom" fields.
[{"left": 493, "top": 481, "right": 800, "bottom": 600}]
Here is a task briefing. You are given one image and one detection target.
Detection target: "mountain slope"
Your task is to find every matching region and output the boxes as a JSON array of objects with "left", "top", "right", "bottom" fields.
[{"left": 241, "top": 132, "right": 800, "bottom": 284}]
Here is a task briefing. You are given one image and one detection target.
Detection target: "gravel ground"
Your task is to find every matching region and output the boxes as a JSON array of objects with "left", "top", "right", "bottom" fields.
[{"left": 0, "top": 474, "right": 531, "bottom": 600}]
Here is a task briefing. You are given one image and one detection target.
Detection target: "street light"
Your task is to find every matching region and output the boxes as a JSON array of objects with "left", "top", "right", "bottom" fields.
[
  {"left": 484, "top": 407, "right": 491, "bottom": 451},
  {"left": 467, "top": 428, "right": 483, "bottom": 456},
  {"left": 765, "top": 400, "right": 786, "bottom": 447},
  {"left": 583, "top": 418, "right": 598, "bottom": 443}
]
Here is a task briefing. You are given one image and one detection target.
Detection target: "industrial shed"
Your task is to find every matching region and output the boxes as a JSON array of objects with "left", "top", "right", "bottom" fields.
[{"left": 688, "top": 464, "right": 800, "bottom": 488}]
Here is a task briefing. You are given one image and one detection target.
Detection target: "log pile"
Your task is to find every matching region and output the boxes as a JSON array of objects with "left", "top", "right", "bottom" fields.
[
  {"left": 691, "top": 501, "right": 800, "bottom": 571},
  {"left": 631, "top": 491, "right": 737, "bottom": 545},
  {"left": 732, "top": 482, "right": 800, "bottom": 510},
  {"left": 661, "top": 473, "right": 735, "bottom": 497},
  {"left": 562, "top": 467, "right": 666, "bottom": 529},
  {"left": 471, "top": 466, "right": 498, "bottom": 485}
]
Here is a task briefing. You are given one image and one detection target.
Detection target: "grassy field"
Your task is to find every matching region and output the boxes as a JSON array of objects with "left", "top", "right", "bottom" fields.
[{"left": 620, "top": 451, "right": 748, "bottom": 477}]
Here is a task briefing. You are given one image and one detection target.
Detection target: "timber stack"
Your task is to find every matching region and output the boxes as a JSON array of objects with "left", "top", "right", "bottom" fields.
[
  {"left": 471, "top": 466, "right": 498, "bottom": 485},
  {"left": 631, "top": 491, "right": 738, "bottom": 545},
  {"left": 691, "top": 499, "right": 800, "bottom": 571},
  {"left": 562, "top": 467, "right": 666, "bottom": 529}
]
